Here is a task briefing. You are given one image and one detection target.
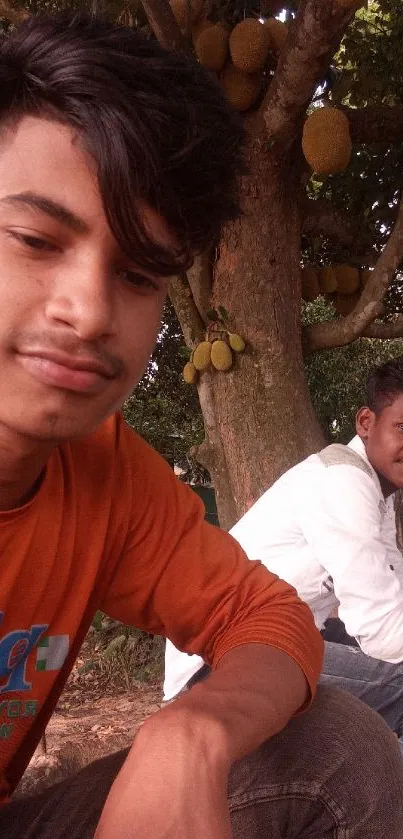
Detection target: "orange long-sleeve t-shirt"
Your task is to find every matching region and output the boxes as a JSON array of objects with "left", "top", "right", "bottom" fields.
[{"left": 0, "top": 413, "right": 323, "bottom": 801}]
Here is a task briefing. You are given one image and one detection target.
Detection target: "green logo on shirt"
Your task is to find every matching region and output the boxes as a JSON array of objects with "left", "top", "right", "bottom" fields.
[{"left": 35, "top": 635, "right": 69, "bottom": 672}]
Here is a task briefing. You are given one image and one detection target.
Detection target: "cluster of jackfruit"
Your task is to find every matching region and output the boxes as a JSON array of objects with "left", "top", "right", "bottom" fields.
[
  {"left": 302, "top": 108, "right": 352, "bottom": 175},
  {"left": 302, "top": 264, "right": 372, "bottom": 315},
  {"left": 190, "top": 15, "right": 288, "bottom": 113},
  {"left": 183, "top": 330, "right": 246, "bottom": 384}
]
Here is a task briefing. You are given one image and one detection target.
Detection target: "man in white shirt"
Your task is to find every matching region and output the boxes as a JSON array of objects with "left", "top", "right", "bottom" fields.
[{"left": 164, "top": 357, "right": 403, "bottom": 752}]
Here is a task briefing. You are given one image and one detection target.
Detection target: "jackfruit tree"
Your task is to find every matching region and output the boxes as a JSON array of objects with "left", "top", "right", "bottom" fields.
[
  {"left": 149, "top": 0, "right": 403, "bottom": 528},
  {"left": 3, "top": 0, "right": 403, "bottom": 528}
]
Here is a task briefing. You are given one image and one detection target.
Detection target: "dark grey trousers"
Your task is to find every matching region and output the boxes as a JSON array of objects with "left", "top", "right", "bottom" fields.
[{"left": 0, "top": 686, "right": 402, "bottom": 837}]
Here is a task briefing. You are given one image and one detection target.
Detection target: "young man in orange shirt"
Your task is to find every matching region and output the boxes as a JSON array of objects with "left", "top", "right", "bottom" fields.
[{"left": 0, "top": 12, "right": 400, "bottom": 839}]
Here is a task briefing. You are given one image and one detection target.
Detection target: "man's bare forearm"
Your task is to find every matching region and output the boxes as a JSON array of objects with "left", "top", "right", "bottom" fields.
[
  {"left": 163, "top": 643, "right": 310, "bottom": 765},
  {"left": 95, "top": 644, "right": 312, "bottom": 838}
]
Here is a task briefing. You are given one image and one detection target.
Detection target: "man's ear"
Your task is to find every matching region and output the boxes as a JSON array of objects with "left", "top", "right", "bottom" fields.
[{"left": 356, "top": 406, "right": 375, "bottom": 440}]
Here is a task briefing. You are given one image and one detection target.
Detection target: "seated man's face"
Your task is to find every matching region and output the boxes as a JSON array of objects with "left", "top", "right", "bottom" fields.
[
  {"left": 357, "top": 394, "right": 403, "bottom": 491},
  {"left": 0, "top": 116, "right": 171, "bottom": 442}
]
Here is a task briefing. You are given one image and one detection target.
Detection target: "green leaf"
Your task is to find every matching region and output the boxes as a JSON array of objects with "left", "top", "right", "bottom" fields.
[{"left": 218, "top": 306, "right": 230, "bottom": 322}]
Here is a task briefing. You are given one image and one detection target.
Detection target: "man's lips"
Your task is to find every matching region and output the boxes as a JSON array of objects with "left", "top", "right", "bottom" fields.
[{"left": 17, "top": 349, "right": 116, "bottom": 393}]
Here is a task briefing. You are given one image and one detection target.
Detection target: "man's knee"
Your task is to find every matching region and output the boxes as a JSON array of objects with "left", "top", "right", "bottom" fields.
[{"left": 228, "top": 686, "right": 403, "bottom": 836}]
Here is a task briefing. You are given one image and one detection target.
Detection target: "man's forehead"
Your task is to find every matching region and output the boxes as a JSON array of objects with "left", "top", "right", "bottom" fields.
[
  {"left": 0, "top": 115, "right": 177, "bottom": 254},
  {"left": 376, "top": 393, "right": 403, "bottom": 423},
  {"left": 387, "top": 394, "right": 403, "bottom": 415},
  {"left": 0, "top": 115, "right": 100, "bottom": 213}
]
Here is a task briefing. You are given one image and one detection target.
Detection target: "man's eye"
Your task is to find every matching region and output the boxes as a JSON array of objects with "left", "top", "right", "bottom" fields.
[
  {"left": 10, "top": 232, "right": 56, "bottom": 252},
  {"left": 118, "top": 270, "right": 159, "bottom": 291}
]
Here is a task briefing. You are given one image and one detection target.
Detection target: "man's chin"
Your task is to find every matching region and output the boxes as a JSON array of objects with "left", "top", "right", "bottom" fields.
[{"left": 4, "top": 409, "right": 110, "bottom": 444}]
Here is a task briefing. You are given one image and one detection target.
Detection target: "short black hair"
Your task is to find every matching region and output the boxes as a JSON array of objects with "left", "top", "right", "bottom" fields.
[
  {"left": 0, "top": 12, "right": 245, "bottom": 274},
  {"left": 366, "top": 356, "right": 403, "bottom": 414}
]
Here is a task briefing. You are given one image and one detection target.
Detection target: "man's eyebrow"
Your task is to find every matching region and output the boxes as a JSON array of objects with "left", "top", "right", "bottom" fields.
[{"left": 1, "top": 191, "right": 89, "bottom": 234}]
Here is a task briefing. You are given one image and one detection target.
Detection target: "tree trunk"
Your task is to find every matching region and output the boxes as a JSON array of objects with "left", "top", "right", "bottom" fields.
[{"left": 202, "top": 125, "right": 324, "bottom": 528}]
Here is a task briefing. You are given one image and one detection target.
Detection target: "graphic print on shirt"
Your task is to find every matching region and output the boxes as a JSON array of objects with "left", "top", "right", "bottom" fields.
[{"left": 0, "top": 612, "right": 69, "bottom": 740}]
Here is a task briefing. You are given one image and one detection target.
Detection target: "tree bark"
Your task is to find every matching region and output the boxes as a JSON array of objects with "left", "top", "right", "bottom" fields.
[
  {"left": 140, "top": 0, "right": 189, "bottom": 52},
  {"left": 262, "top": 0, "right": 355, "bottom": 152},
  {"left": 363, "top": 317, "right": 403, "bottom": 340},
  {"left": 208, "top": 133, "right": 325, "bottom": 522},
  {"left": 170, "top": 127, "right": 325, "bottom": 526},
  {"left": 168, "top": 273, "right": 204, "bottom": 348},
  {"left": 141, "top": 0, "right": 363, "bottom": 527},
  {"left": 191, "top": 373, "right": 238, "bottom": 531}
]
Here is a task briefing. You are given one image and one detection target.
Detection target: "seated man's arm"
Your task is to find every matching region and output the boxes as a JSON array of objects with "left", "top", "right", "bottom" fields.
[
  {"left": 301, "top": 465, "right": 403, "bottom": 663},
  {"left": 96, "top": 643, "right": 308, "bottom": 839},
  {"left": 95, "top": 428, "right": 323, "bottom": 838}
]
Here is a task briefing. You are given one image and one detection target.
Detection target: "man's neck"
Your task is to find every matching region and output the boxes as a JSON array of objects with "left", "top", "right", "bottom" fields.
[{"left": 0, "top": 425, "right": 55, "bottom": 511}]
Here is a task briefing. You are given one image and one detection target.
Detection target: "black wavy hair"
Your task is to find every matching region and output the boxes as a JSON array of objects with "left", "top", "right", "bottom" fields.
[
  {"left": 0, "top": 12, "right": 245, "bottom": 274},
  {"left": 366, "top": 356, "right": 403, "bottom": 414}
]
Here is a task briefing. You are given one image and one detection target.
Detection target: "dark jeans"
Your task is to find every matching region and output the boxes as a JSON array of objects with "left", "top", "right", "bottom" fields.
[{"left": 0, "top": 686, "right": 402, "bottom": 837}]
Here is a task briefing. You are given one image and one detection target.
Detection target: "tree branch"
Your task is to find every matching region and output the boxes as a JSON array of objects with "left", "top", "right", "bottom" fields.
[
  {"left": 262, "top": 0, "right": 356, "bottom": 150},
  {"left": 141, "top": 0, "right": 189, "bottom": 52},
  {"left": 191, "top": 373, "right": 238, "bottom": 530},
  {"left": 304, "top": 195, "right": 403, "bottom": 353},
  {"left": 185, "top": 252, "right": 213, "bottom": 321},
  {"left": 362, "top": 317, "right": 403, "bottom": 340},
  {"left": 0, "top": 0, "right": 29, "bottom": 24},
  {"left": 168, "top": 273, "right": 205, "bottom": 349},
  {"left": 301, "top": 197, "right": 369, "bottom": 250},
  {"left": 343, "top": 105, "right": 403, "bottom": 145}
]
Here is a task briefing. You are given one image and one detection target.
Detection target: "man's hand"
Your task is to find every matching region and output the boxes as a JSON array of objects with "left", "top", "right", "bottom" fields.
[
  {"left": 95, "top": 643, "right": 312, "bottom": 838},
  {"left": 94, "top": 703, "right": 232, "bottom": 839}
]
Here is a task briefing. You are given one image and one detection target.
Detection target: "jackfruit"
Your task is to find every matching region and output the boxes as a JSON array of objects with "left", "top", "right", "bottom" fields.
[
  {"left": 302, "top": 108, "right": 352, "bottom": 175},
  {"left": 170, "top": 0, "right": 203, "bottom": 31},
  {"left": 319, "top": 266, "right": 338, "bottom": 294},
  {"left": 193, "top": 340, "right": 212, "bottom": 371},
  {"left": 183, "top": 361, "right": 198, "bottom": 384},
  {"left": 264, "top": 18, "right": 288, "bottom": 55},
  {"left": 229, "top": 19, "right": 270, "bottom": 73},
  {"left": 195, "top": 24, "right": 229, "bottom": 72},
  {"left": 334, "top": 264, "right": 360, "bottom": 295},
  {"left": 334, "top": 292, "right": 360, "bottom": 316},
  {"left": 221, "top": 63, "right": 261, "bottom": 112},
  {"left": 192, "top": 18, "right": 212, "bottom": 47},
  {"left": 211, "top": 340, "right": 233, "bottom": 371},
  {"left": 301, "top": 265, "right": 320, "bottom": 302},
  {"left": 360, "top": 268, "right": 372, "bottom": 286},
  {"left": 228, "top": 332, "right": 245, "bottom": 352}
]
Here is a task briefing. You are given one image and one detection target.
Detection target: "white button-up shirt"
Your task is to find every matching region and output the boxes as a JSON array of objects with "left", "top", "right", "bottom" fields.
[{"left": 163, "top": 436, "right": 403, "bottom": 701}]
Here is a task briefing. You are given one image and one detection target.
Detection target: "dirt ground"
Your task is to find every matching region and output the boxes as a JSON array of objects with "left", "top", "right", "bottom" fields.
[{"left": 17, "top": 633, "right": 163, "bottom": 797}]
